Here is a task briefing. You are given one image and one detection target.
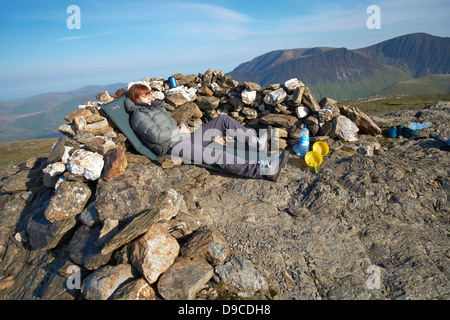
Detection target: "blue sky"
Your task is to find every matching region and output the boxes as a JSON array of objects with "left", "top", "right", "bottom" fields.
[{"left": 0, "top": 0, "right": 449, "bottom": 100}]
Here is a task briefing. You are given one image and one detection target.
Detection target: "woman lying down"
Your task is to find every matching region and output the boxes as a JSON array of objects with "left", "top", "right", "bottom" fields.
[{"left": 124, "top": 84, "right": 289, "bottom": 182}]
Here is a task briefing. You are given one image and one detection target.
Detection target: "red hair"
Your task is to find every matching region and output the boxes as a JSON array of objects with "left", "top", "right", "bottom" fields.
[{"left": 128, "top": 84, "right": 151, "bottom": 103}]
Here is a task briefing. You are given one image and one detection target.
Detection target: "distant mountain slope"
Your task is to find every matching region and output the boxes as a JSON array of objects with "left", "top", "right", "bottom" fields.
[
  {"left": 0, "top": 83, "right": 127, "bottom": 116},
  {"left": 0, "top": 83, "right": 127, "bottom": 142},
  {"left": 229, "top": 47, "right": 413, "bottom": 100},
  {"left": 228, "top": 33, "right": 449, "bottom": 101},
  {"left": 377, "top": 74, "right": 450, "bottom": 96},
  {"left": 353, "top": 33, "right": 450, "bottom": 78},
  {"left": 233, "top": 47, "right": 336, "bottom": 73}
]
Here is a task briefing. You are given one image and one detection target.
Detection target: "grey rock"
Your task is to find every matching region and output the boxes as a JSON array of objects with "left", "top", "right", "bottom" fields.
[
  {"left": 263, "top": 88, "right": 287, "bottom": 105},
  {"left": 37, "top": 259, "right": 79, "bottom": 300},
  {"left": 169, "top": 101, "right": 197, "bottom": 123},
  {"left": 319, "top": 97, "right": 338, "bottom": 108},
  {"left": 79, "top": 201, "right": 99, "bottom": 227},
  {"left": 44, "top": 180, "right": 91, "bottom": 223},
  {"left": 97, "top": 218, "right": 119, "bottom": 245},
  {"left": 0, "top": 238, "right": 76, "bottom": 300},
  {"left": 68, "top": 224, "right": 113, "bottom": 270},
  {"left": 301, "top": 87, "right": 321, "bottom": 112},
  {"left": 215, "top": 255, "right": 268, "bottom": 297},
  {"left": 165, "top": 91, "right": 191, "bottom": 107},
  {"left": 1, "top": 168, "right": 41, "bottom": 193},
  {"left": 242, "top": 107, "right": 258, "bottom": 119},
  {"left": 229, "top": 94, "right": 244, "bottom": 109},
  {"left": 47, "top": 137, "right": 67, "bottom": 163},
  {"left": 241, "top": 89, "right": 257, "bottom": 105},
  {"left": 317, "top": 105, "right": 340, "bottom": 123},
  {"left": 260, "top": 113, "right": 298, "bottom": 128},
  {"left": 42, "top": 162, "right": 66, "bottom": 188},
  {"left": 131, "top": 222, "right": 179, "bottom": 284},
  {"left": 196, "top": 95, "right": 220, "bottom": 110},
  {"left": 292, "top": 86, "right": 306, "bottom": 106},
  {"left": 0, "top": 193, "right": 28, "bottom": 260},
  {"left": 162, "top": 165, "right": 210, "bottom": 194},
  {"left": 161, "top": 201, "right": 210, "bottom": 240},
  {"left": 304, "top": 115, "right": 319, "bottom": 127},
  {"left": 27, "top": 205, "right": 78, "bottom": 251},
  {"left": 339, "top": 105, "right": 382, "bottom": 136},
  {"left": 282, "top": 78, "right": 305, "bottom": 94},
  {"left": 319, "top": 121, "right": 333, "bottom": 136},
  {"left": 100, "top": 189, "right": 183, "bottom": 255},
  {"left": 295, "top": 105, "right": 309, "bottom": 119},
  {"left": 243, "top": 81, "right": 261, "bottom": 92},
  {"left": 180, "top": 227, "right": 230, "bottom": 265},
  {"left": 67, "top": 149, "right": 104, "bottom": 181},
  {"left": 157, "top": 256, "right": 214, "bottom": 300},
  {"left": 81, "top": 264, "right": 136, "bottom": 300},
  {"left": 330, "top": 115, "right": 359, "bottom": 142},
  {"left": 202, "top": 68, "right": 214, "bottom": 87},
  {"left": 192, "top": 119, "right": 450, "bottom": 299},
  {"left": 95, "top": 163, "right": 166, "bottom": 222},
  {"left": 110, "top": 278, "right": 156, "bottom": 300}
]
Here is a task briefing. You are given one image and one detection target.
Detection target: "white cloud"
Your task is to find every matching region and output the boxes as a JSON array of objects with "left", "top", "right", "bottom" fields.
[
  {"left": 156, "top": 2, "right": 253, "bottom": 41},
  {"left": 379, "top": 0, "right": 450, "bottom": 25},
  {"left": 79, "top": 2, "right": 253, "bottom": 43},
  {"left": 268, "top": 0, "right": 449, "bottom": 35},
  {"left": 57, "top": 31, "right": 113, "bottom": 42},
  {"left": 175, "top": 3, "right": 251, "bottom": 23}
]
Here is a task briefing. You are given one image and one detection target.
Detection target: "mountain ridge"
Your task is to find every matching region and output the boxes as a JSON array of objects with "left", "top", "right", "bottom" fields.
[
  {"left": 228, "top": 46, "right": 414, "bottom": 99},
  {"left": 228, "top": 32, "right": 449, "bottom": 100},
  {"left": 0, "top": 83, "right": 127, "bottom": 142},
  {"left": 0, "top": 83, "right": 127, "bottom": 116},
  {"left": 353, "top": 32, "right": 450, "bottom": 77},
  {"left": 233, "top": 47, "right": 337, "bottom": 73}
]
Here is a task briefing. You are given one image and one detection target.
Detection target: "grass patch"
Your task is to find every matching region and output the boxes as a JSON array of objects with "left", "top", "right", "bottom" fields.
[
  {"left": 0, "top": 138, "right": 57, "bottom": 171},
  {"left": 337, "top": 93, "right": 450, "bottom": 116},
  {"left": 377, "top": 137, "right": 396, "bottom": 150},
  {"left": 377, "top": 74, "right": 450, "bottom": 96},
  {"left": 341, "top": 146, "right": 355, "bottom": 153}
]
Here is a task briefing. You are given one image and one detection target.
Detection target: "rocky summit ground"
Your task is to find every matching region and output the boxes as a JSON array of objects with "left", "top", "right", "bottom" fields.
[
  {"left": 0, "top": 101, "right": 448, "bottom": 300},
  {"left": 187, "top": 101, "right": 450, "bottom": 300}
]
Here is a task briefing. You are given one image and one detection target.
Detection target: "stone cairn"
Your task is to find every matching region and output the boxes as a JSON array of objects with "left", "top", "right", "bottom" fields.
[
  {"left": 0, "top": 68, "right": 382, "bottom": 300},
  {"left": 78, "top": 67, "right": 382, "bottom": 152}
]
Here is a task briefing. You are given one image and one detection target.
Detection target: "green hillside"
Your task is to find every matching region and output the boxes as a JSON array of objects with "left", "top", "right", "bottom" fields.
[
  {"left": 306, "top": 65, "right": 414, "bottom": 100},
  {"left": 376, "top": 74, "right": 450, "bottom": 96},
  {"left": 337, "top": 93, "right": 450, "bottom": 116},
  {"left": 0, "top": 83, "right": 127, "bottom": 142},
  {"left": 0, "top": 138, "right": 57, "bottom": 170},
  {"left": 229, "top": 33, "right": 449, "bottom": 101},
  {"left": 1, "top": 83, "right": 127, "bottom": 116},
  {"left": 5, "top": 94, "right": 96, "bottom": 142},
  {"left": 229, "top": 47, "right": 413, "bottom": 100}
]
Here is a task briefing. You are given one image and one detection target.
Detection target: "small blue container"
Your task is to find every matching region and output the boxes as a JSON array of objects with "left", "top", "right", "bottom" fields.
[
  {"left": 168, "top": 76, "right": 177, "bottom": 89},
  {"left": 388, "top": 127, "right": 397, "bottom": 138}
]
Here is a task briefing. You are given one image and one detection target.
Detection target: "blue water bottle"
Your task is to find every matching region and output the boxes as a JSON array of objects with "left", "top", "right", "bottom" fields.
[
  {"left": 168, "top": 76, "right": 177, "bottom": 89},
  {"left": 299, "top": 125, "right": 310, "bottom": 157},
  {"left": 293, "top": 143, "right": 300, "bottom": 156}
]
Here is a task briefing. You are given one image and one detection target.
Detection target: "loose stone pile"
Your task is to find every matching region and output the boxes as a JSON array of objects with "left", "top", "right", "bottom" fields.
[{"left": 0, "top": 69, "right": 386, "bottom": 300}]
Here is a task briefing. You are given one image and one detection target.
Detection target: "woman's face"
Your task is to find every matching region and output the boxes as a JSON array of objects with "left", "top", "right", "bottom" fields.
[{"left": 137, "top": 92, "right": 152, "bottom": 104}]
